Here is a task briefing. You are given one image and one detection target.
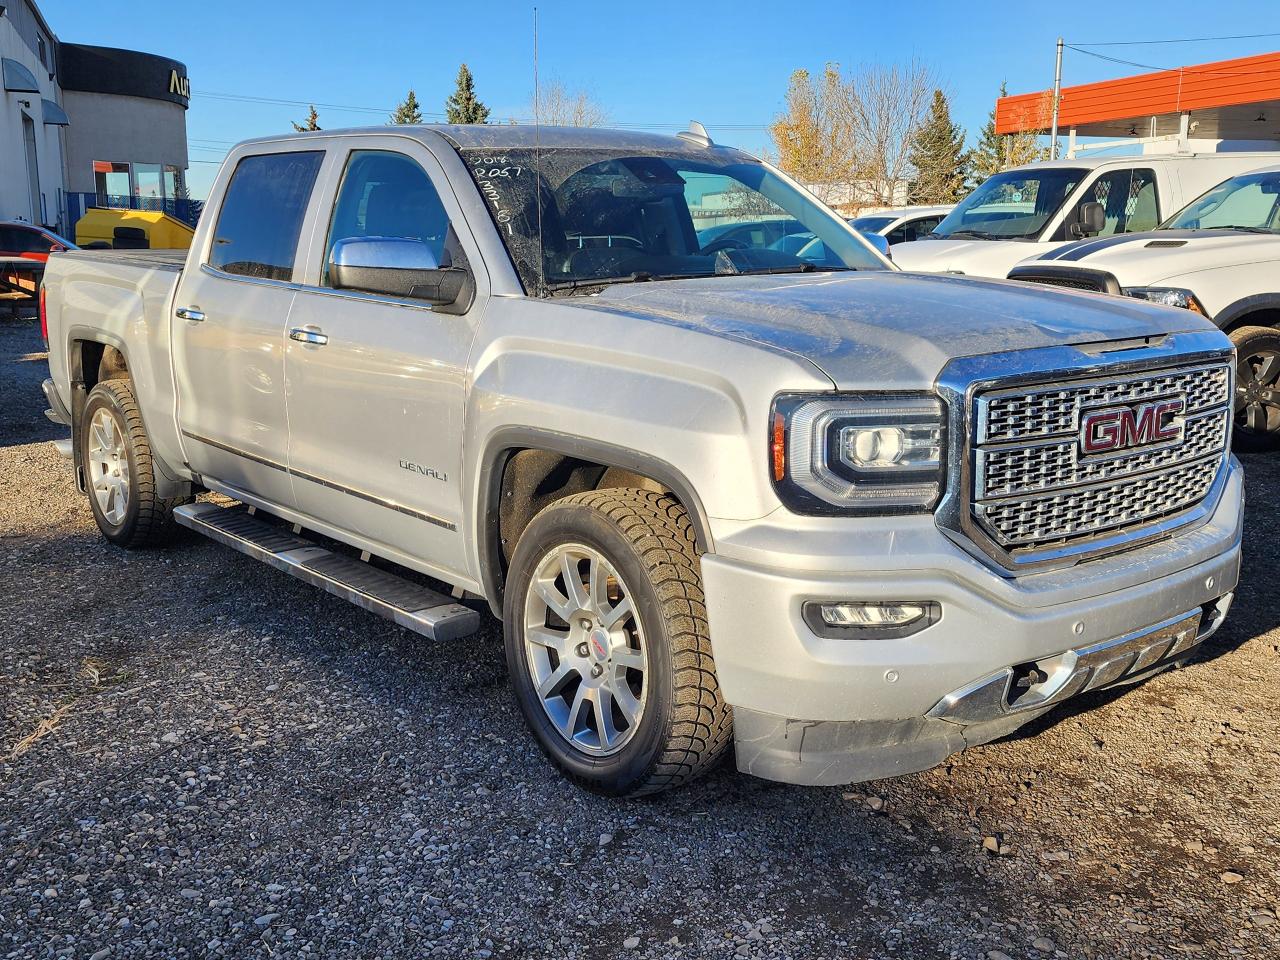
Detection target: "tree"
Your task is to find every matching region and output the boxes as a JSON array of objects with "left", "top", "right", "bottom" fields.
[
  {"left": 291, "top": 105, "right": 321, "bottom": 132},
  {"left": 389, "top": 89, "right": 423, "bottom": 125},
  {"left": 445, "top": 64, "right": 490, "bottom": 124},
  {"left": 532, "top": 81, "right": 608, "bottom": 127},
  {"left": 965, "top": 83, "right": 1050, "bottom": 188},
  {"left": 908, "top": 89, "right": 966, "bottom": 204},
  {"left": 768, "top": 65, "right": 858, "bottom": 205},
  {"left": 847, "top": 61, "right": 934, "bottom": 207}
]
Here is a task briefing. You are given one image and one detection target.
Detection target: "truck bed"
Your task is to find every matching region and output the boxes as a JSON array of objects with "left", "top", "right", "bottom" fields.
[{"left": 55, "top": 248, "right": 187, "bottom": 271}]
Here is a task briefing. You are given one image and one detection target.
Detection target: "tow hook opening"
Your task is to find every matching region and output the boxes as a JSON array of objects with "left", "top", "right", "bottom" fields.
[{"left": 1007, "top": 662, "right": 1050, "bottom": 707}]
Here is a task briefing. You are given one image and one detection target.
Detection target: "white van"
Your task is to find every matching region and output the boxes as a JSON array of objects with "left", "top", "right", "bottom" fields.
[{"left": 892, "top": 153, "right": 1279, "bottom": 278}]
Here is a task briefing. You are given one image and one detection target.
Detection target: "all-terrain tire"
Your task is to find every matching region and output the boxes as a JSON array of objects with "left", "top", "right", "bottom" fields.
[{"left": 504, "top": 488, "right": 732, "bottom": 796}]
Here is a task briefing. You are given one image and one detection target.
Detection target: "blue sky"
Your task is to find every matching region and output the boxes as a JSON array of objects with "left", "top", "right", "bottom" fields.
[{"left": 38, "top": 0, "right": 1280, "bottom": 199}]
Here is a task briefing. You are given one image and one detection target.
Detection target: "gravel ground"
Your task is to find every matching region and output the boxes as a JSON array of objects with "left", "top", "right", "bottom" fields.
[{"left": 1, "top": 317, "right": 1277, "bottom": 960}]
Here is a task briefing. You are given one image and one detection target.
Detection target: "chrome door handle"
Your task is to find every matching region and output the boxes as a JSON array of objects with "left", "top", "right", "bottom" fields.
[
  {"left": 289, "top": 327, "right": 328, "bottom": 346},
  {"left": 176, "top": 306, "right": 205, "bottom": 322}
]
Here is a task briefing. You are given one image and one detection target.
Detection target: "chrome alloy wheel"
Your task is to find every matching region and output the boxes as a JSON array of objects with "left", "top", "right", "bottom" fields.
[
  {"left": 1236, "top": 347, "right": 1280, "bottom": 436},
  {"left": 522, "top": 543, "right": 648, "bottom": 756},
  {"left": 87, "top": 408, "right": 131, "bottom": 526}
]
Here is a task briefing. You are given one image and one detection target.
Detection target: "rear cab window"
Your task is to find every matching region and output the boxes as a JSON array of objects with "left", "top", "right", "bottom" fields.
[{"left": 209, "top": 151, "right": 324, "bottom": 281}]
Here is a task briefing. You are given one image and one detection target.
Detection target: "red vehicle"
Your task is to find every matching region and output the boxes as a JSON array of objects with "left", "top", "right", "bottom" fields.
[{"left": 0, "top": 221, "right": 78, "bottom": 262}]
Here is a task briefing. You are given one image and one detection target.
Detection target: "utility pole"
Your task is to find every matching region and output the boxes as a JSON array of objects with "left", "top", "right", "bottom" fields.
[{"left": 1050, "top": 37, "right": 1064, "bottom": 159}]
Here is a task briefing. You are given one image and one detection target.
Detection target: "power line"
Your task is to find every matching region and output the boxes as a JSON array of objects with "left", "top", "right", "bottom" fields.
[
  {"left": 1064, "top": 44, "right": 1280, "bottom": 77},
  {"left": 1070, "top": 31, "right": 1280, "bottom": 47}
]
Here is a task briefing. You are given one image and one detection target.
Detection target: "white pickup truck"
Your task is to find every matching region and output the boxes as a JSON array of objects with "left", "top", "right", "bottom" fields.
[
  {"left": 892, "top": 153, "right": 1276, "bottom": 278},
  {"left": 1009, "top": 164, "right": 1280, "bottom": 450},
  {"left": 40, "top": 125, "right": 1243, "bottom": 796}
]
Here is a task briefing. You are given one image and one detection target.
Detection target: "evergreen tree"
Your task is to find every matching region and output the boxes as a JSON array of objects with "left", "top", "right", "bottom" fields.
[
  {"left": 291, "top": 105, "right": 321, "bottom": 132},
  {"left": 908, "top": 90, "right": 966, "bottom": 204},
  {"left": 445, "top": 64, "right": 490, "bottom": 124},
  {"left": 389, "top": 89, "right": 424, "bottom": 125},
  {"left": 964, "top": 82, "right": 1049, "bottom": 189}
]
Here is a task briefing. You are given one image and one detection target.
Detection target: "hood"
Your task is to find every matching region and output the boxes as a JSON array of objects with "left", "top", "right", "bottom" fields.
[
  {"left": 561, "top": 271, "right": 1208, "bottom": 389},
  {"left": 1025, "top": 228, "right": 1280, "bottom": 284},
  {"left": 890, "top": 237, "right": 1064, "bottom": 279}
]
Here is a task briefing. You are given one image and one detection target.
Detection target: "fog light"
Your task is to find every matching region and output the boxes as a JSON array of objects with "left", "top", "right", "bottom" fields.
[{"left": 803, "top": 600, "right": 940, "bottom": 639}]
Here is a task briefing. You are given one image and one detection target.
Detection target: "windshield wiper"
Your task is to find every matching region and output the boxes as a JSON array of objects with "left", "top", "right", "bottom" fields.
[
  {"left": 1206, "top": 225, "right": 1275, "bottom": 234},
  {"left": 937, "top": 229, "right": 999, "bottom": 240}
]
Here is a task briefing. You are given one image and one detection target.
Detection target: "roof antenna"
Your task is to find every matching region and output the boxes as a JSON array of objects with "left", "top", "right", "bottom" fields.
[
  {"left": 533, "top": 6, "right": 546, "bottom": 297},
  {"left": 677, "top": 120, "right": 713, "bottom": 148}
]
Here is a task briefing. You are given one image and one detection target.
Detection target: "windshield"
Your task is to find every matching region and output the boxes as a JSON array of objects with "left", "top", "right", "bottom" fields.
[
  {"left": 932, "top": 168, "right": 1086, "bottom": 241},
  {"left": 849, "top": 215, "right": 895, "bottom": 233},
  {"left": 459, "top": 146, "right": 885, "bottom": 294},
  {"left": 1162, "top": 170, "right": 1280, "bottom": 233}
]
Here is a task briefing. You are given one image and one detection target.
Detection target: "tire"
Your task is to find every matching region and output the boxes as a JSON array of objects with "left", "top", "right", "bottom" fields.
[
  {"left": 80, "top": 378, "right": 188, "bottom": 547},
  {"left": 1230, "top": 325, "right": 1280, "bottom": 452},
  {"left": 503, "top": 488, "right": 732, "bottom": 796}
]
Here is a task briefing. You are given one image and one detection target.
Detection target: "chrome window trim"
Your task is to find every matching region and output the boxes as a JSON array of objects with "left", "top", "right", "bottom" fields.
[
  {"left": 199, "top": 262, "right": 305, "bottom": 291},
  {"left": 934, "top": 331, "right": 1235, "bottom": 576}
]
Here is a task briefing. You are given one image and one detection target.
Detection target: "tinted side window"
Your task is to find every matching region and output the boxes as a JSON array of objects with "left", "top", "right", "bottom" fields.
[
  {"left": 323, "top": 150, "right": 452, "bottom": 285},
  {"left": 0, "top": 226, "right": 50, "bottom": 253},
  {"left": 210, "top": 151, "right": 323, "bottom": 281}
]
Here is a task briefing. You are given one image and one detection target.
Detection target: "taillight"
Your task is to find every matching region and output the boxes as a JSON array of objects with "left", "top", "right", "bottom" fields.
[{"left": 39, "top": 285, "right": 48, "bottom": 346}]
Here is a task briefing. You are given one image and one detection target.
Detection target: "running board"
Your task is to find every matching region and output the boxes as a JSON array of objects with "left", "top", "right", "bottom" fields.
[{"left": 174, "top": 501, "right": 481, "bottom": 642}]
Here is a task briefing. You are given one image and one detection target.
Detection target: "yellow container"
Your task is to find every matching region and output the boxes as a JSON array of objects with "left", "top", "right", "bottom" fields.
[{"left": 75, "top": 208, "right": 195, "bottom": 250}]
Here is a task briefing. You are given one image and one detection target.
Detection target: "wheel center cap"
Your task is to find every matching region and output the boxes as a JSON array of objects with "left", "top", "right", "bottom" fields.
[{"left": 588, "top": 628, "right": 611, "bottom": 662}]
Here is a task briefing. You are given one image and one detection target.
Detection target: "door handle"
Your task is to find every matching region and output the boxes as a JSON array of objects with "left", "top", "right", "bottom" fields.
[
  {"left": 176, "top": 306, "right": 205, "bottom": 322},
  {"left": 289, "top": 327, "right": 328, "bottom": 346}
]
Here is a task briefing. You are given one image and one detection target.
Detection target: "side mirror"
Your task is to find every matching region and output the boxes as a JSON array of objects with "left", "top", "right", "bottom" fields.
[
  {"left": 1072, "top": 201, "right": 1106, "bottom": 239},
  {"left": 861, "top": 231, "right": 892, "bottom": 260},
  {"left": 328, "top": 236, "right": 472, "bottom": 310}
]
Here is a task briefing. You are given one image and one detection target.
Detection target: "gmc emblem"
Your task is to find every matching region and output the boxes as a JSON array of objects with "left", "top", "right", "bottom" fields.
[{"left": 1080, "top": 398, "right": 1186, "bottom": 455}]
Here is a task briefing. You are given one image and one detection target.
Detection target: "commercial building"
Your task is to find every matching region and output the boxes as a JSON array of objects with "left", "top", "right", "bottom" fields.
[{"left": 1, "top": 0, "right": 190, "bottom": 233}]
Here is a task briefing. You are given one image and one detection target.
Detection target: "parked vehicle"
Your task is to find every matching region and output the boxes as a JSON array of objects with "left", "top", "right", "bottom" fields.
[
  {"left": 850, "top": 205, "right": 953, "bottom": 245},
  {"left": 1008, "top": 164, "right": 1280, "bottom": 450},
  {"left": 892, "top": 153, "right": 1276, "bottom": 278},
  {"left": 0, "top": 220, "right": 77, "bottom": 262},
  {"left": 41, "top": 125, "right": 1242, "bottom": 796}
]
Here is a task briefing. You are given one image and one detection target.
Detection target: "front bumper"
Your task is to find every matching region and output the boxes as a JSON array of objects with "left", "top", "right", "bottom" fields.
[{"left": 703, "top": 458, "right": 1244, "bottom": 786}]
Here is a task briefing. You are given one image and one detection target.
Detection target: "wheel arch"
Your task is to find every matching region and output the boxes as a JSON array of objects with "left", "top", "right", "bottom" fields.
[
  {"left": 1214, "top": 294, "right": 1280, "bottom": 333},
  {"left": 476, "top": 427, "right": 714, "bottom": 618}
]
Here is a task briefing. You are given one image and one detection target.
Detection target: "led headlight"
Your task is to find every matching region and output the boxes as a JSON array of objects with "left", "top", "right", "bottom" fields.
[
  {"left": 770, "top": 394, "right": 945, "bottom": 514},
  {"left": 1122, "top": 287, "right": 1207, "bottom": 316}
]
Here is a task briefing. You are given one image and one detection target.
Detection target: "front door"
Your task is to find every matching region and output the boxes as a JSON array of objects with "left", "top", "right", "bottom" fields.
[
  {"left": 284, "top": 142, "right": 484, "bottom": 584},
  {"left": 173, "top": 148, "right": 326, "bottom": 509}
]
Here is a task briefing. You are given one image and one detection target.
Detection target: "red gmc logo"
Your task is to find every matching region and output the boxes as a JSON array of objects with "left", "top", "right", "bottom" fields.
[{"left": 1080, "top": 398, "right": 1186, "bottom": 455}]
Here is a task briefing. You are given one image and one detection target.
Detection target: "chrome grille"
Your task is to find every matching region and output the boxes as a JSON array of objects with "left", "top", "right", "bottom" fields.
[{"left": 971, "top": 360, "right": 1232, "bottom": 554}]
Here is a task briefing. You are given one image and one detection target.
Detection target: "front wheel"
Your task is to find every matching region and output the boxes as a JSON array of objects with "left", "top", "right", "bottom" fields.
[
  {"left": 503, "top": 489, "right": 732, "bottom": 796},
  {"left": 1231, "top": 325, "right": 1280, "bottom": 451}
]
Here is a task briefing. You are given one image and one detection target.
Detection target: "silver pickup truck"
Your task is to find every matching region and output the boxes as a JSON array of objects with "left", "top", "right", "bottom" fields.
[{"left": 41, "top": 125, "right": 1243, "bottom": 796}]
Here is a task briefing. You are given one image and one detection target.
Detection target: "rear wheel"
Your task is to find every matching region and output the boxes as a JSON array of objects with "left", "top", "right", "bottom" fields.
[
  {"left": 1230, "top": 325, "right": 1280, "bottom": 451},
  {"left": 503, "top": 488, "right": 732, "bottom": 796},
  {"left": 80, "top": 378, "right": 188, "bottom": 547}
]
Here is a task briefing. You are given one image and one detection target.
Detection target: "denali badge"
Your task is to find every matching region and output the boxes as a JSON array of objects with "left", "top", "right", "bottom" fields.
[{"left": 1080, "top": 398, "right": 1185, "bottom": 455}]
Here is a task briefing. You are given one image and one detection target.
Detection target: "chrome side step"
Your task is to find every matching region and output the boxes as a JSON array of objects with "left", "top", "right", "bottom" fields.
[{"left": 174, "top": 501, "right": 481, "bottom": 642}]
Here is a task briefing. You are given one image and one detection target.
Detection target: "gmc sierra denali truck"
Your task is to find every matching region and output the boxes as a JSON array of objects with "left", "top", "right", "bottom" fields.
[{"left": 41, "top": 125, "right": 1244, "bottom": 796}]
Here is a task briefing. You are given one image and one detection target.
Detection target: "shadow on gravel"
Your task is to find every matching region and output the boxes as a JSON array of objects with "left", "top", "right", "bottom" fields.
[{"left": 0, "top": 320, "right": 61, "bottom": 449}]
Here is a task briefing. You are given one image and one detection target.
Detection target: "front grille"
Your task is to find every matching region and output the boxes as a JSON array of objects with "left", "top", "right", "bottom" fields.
[
  {"left": 1020, "top": 274, "right": 1107, "bottom": 293},
  {"left": 970, "top": 360, "right": 1232, "bottom": 554}
]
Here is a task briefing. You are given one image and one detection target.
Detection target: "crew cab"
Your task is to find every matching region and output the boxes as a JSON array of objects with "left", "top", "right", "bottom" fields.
[
  {"left": 41, "top": 125, "right": 1244, "bottom": 796},
  {"left": 892, "top": 153, "right": 1275, "bottom": 278},
  {"left": 1009, "top": 164, "right": 1280, "bottom": 449},
  {"left": 850, "top": 205, "right": 953, "bottom": 246}
]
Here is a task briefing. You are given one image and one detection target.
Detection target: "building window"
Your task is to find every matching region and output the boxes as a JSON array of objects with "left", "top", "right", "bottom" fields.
[
  {"left": 37, "top": 36, "right": 48, "bottom": 69},
  {"left": 93, "top": 161, "right": 131, "bottom": 201}
]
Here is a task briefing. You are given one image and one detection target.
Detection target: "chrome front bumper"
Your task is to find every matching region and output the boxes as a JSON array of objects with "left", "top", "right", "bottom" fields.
[{"left": 927, "top": 597, "right": 1231, "bottom": 725}]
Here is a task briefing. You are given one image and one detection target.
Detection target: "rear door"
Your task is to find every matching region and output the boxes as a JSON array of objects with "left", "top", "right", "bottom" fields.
[
  {"left": 173, "top": 146, "right": 327, "bottom": 508},
  {"left": 282, "top": 137, "right": 486, "bottom": 584}
]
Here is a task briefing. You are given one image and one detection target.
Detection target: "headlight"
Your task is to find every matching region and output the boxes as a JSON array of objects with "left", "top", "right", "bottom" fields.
[
  {"left": 770, "top": 394, "right": 945, "bottom": 514},
  {"left": 1122, "top": 286, "right": 1207, "bottom": 316}
]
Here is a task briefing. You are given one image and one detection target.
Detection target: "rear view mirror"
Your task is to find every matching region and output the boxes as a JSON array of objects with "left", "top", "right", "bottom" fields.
[
  {"left": 861, "top": 231, "right": 892, "bottom": 260},
  {"left": 328, "top": 236, "right": 473, "bottom": 311},
  {"left": 1072, "top": 201, "right": 1106, "bottom": 238},
  {"left": 1261, "top": 178, "right": 1280, "bottom": 195}
]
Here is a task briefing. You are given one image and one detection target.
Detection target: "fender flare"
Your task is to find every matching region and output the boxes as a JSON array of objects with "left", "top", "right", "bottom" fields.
[
  {"left": 1213, "top": 293, "right": 1280, "bottom": 330},
  {"left": 475, "top": 426, "right": 714, "bottom": 617}
]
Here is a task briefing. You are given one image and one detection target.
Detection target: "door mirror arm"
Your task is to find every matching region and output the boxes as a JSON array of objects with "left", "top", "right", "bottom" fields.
[{"left": 328, "top": 236, "right": 474, "bottom": 311}]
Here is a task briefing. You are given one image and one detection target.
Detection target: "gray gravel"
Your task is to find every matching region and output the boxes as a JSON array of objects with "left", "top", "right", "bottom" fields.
[{"left": 2, "top": 317, "right": 1278, "bottom": 959}]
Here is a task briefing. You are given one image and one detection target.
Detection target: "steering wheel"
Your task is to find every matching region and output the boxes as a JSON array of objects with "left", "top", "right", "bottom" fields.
[{"left": 699, "top": 237, "right": 750, "bottom": 256}]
